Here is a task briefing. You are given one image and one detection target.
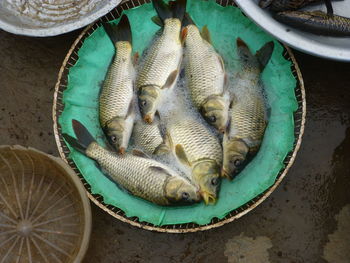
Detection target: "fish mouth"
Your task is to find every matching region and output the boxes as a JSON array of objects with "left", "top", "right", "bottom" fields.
[
  {"left": 118, "top": 147, "right": 126, "bottom": 155},
  {"left": 221, "top": 168, "right": 233, "bottom": 180},
  {"left": 144, "top": 114, "right": 153, "bottom": 124},
  {"left": 200, "top": 191, "right": 217, "bottom": 205}
]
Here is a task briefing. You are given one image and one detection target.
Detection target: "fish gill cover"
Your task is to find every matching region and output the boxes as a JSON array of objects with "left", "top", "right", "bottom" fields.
[{"left": 59, "top": 0, "right": 297, "bottom": 226}]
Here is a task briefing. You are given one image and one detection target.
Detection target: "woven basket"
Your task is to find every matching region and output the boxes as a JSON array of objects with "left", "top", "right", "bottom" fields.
[{"left": 53, "top": 0, "right": 306, "bottom": 233}]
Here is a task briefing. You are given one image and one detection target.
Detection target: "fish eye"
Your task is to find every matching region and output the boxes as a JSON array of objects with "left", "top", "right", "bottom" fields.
[
  {"left": 110, "top": 135, "right": 117, "bottom": 143},
  {"left": 182, "top": 192, "right": 189, "bottom": 200},
  {"left": 208, "top": 115, "right": 216, "bottom": 123},
  {"left": 140, "top": 100, "right": 147, "bottom": 107},
  {"left": 234, "top": 159, "right": 242, "bottom": 167},
  {"left": 211, "top": 178, "right": 219, "bottom": 186}
]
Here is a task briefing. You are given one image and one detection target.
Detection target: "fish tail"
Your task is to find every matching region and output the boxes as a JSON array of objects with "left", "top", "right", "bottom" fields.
[
  {"left": 103, "top": 14, "right": 132, "bottom": 44},
  {"left": 152, "top": 0, "right": 187, "bottom": 22},
  {"left": 255, "top": 41, "right": 274, "bottom": 70},
  {"left": 62, "top": 120, "right": 96, "bottom": 153},
  {"left": 236, "top": 38, "right": 274, "bottom": 70},
  {"left": 182, "top": 12, "right": 195, "bottom": 27}
]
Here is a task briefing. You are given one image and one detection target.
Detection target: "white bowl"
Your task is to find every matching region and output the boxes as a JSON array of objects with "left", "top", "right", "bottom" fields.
[
  {"left": 0, "top": 0, "right": 121, "bottom": 37},
  {"left": 234, "top": 0, "right": 350, "bottom": 61}
]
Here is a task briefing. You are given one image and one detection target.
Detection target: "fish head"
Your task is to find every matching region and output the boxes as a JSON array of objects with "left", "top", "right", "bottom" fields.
[
  {"left": 164, "top": 177, "right": 201, "bottom": 205},
  {"left": 104, "top": 117, "right": 127, "bottom": 154},
  {"left": 138, "top": 85, "right": 161, "bottom": 123},
  {"left": 222, "top": 138, "right": 249, "bottom": 180},
  {"left": 192, "top": 161, "right": 221, "bottom": 205},
  {"left": 259, "top": 0, "right": 274, "bottom": 8},
  {"left": 201, "top": 96, "right": 229, "bottom": 133}
]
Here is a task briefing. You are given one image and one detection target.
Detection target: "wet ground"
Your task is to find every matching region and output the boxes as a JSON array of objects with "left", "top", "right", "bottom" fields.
[{"left": 1, "top": 28, "right": 350, "bottom": 263}]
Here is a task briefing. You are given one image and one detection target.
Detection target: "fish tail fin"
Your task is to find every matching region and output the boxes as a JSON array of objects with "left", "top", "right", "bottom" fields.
[
  {"left": 236, "top": 37, "right": 254, "bottom": 62},
  {"left": 153, "top": 0, "right": 186, "bottom": 22},
  {"left": 103, "top": 14, "right": 132, "bottom": 44},
  {"left": 63, "top": 119, "right": 96, "bottom": 153},
  {"left": 182, "top": 12, "right": 195, "bottom": 27},
  {"left": 259, "top": 0, "right": 274, "bottom": 8},
  {"left": 236, "top": 38, "right": 274, "bottom": 70},
  {"left": 173, "top": 0, "right": 187, "bottom": 21},
  {"left": 255, "top": 41, "right": 274, "bottom": 70}
]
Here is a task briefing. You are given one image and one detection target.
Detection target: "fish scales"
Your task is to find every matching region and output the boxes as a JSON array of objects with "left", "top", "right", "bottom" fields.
[
  {"left": 137, "top": 19, "right": 182, "bottom": 89},
  {"left": 100, "top": 41, "right": 134, "bottom": 125},
  {"left": 229, "top": 95, "right": 266, "bottom": 148},
  {"left": 168, "top": 119, "right": 222, "bottom": 165},
  {"left": 133, "top": 120, "right": 165, "bottom": 155},
  {"left": 86, "top": 142, "right": 170, "bottom": 205},
  {"left": 185, "top": 25, "right": 225, "bottom": 108},
  {"left": 270, "top": 0, "right": 322, "bottom": 11}
]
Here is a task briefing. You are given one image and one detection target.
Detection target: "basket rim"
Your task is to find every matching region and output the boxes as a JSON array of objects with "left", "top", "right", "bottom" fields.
[{"left": 52, "top": 1, "right": 306, "bottom": 233}]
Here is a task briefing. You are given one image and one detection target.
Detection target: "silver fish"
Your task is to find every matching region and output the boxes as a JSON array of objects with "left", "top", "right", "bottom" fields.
[
  {"left": 137, "top": 0, "right": 186, "bottom": 124},
  {"left": 222, "top": 38, "right": 274, "bottom": 180},
  {"left": 184, "top": 15, "right": 229, "bottom": 133},
  {"left": 63, "top": 120, "right": 201, "bottom": 206},
  {"left": 100, "top": 15, "right": 135, "bottom": 154},
  {"left": 166, "top": 116, "right": 222, "bottom": 204}
]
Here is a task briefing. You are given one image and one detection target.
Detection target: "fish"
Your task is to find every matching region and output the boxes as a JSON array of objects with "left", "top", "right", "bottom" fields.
[
  {"left": 100, "top": 15, "right": 135, "bottom": 154},
  {"left": 222, "top": 38, "right": 274, "bottom": 180},
  {"left": 132, "top": 118, "right": 169, "bottom": 155},
  {"left": 259, "top": 0, "right": 341, "bottom": 11},
  {"left": 63, "top": 120, "right": 201, "bottom": 206},
  {"left": 137, "top": 0, "right": 186, "bottom": 124},
  {"left": 274, "top": 10, "right": 350, "bottom": 36},
  {"left": 166, "top": 116, "right": 222, "bottom": 204},
  {"left": 183, "top": 14, "right": 229, "bottom": 133}
]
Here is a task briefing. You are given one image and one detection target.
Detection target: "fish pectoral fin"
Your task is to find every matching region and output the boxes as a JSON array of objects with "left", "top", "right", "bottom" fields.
[
  {"left": 181, "top": 27, "right": 188, "bottom": 45},
  {"left": 175, "top": 144, "right": 191, "bottom": 167},
  {"left": 132, "top": 149, "right": 151, "bottom": 158},
  {"left": 201, "top": 25, "right": 212, "bottom": 44},
  {"left": 224, "top": 73, "right": 229, "bottom": 88},
  {"left": 125, "top": 96, "right": 136, "bottom": 119},
  {"left": 255, "top": 41, "right": 274, "bottom": 70},
  {"left": 133, "top": 52, "right": 139, "bottom": 66},
  {"left": 162, "top": 70, "right": 178, "bottom": 89},
  {"left": 149, "top": 166, "right": 172, "bottom": 177},
  {"left": 151, "top": 15, "right": 163, "bottom": 27},
  {"left": 218, "top": 54, "right": 225, "bottom": 72},
  {"left": 225, "top": 116, "right": 232, "bottom": 135}
]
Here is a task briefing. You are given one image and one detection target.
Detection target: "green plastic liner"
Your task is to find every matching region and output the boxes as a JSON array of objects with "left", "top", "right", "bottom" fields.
[{"left": 59, "top": 0, "right": 298, "bottom": 226}]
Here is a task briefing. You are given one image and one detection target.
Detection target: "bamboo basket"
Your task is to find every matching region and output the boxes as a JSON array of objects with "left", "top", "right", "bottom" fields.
[{"left": 53, "top": 0, "right": 306, "bottom": 233}]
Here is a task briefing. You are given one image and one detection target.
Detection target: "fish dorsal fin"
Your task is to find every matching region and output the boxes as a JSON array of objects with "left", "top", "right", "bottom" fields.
[
  {"left": 132, "top": 149, "right": 150, "bottom": 158},
  {"left": 201, "top": 25, "right": 211, "bottom": 43},
  {"left": 151, "top": 16, "right": 163, "bottom": 27},
  {"left": 162, "top": 70, "right": 178, "bottom": 89},
  {"left": 149, "top": 166, "right": 172, "bottom": 176},
  {"left": 255, "top": 41, "right": 274, "bottom": 70},
  {"left": 175, "top": 144, "right": 191, "bottom": 167}
]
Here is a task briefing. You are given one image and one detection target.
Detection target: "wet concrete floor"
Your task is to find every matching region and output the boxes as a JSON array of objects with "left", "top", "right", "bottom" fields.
[{"left": 1, "top": 28, "right": 350, "bottom": 263}]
